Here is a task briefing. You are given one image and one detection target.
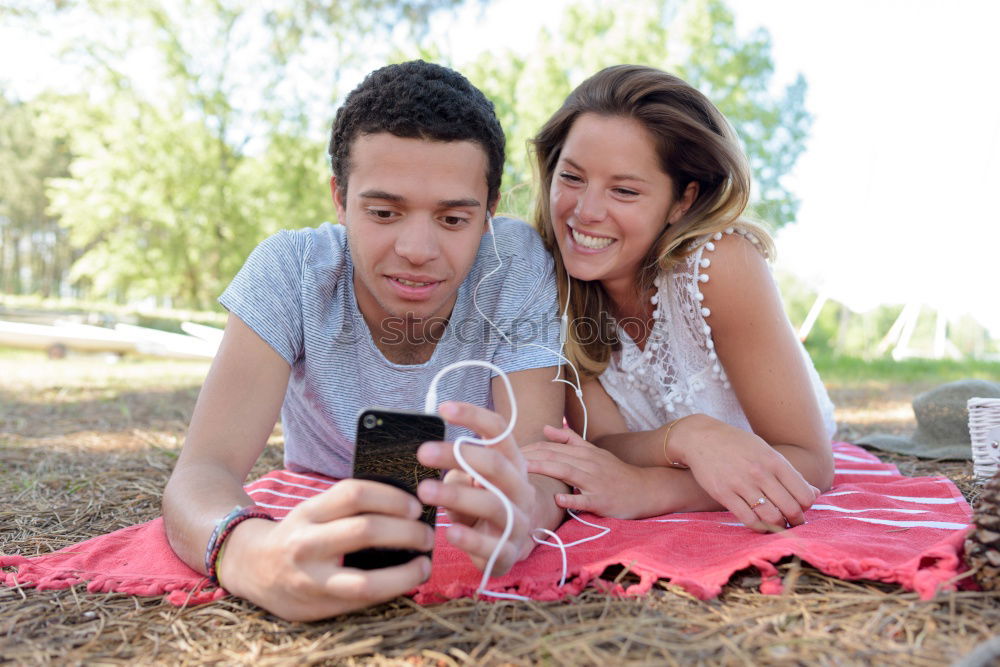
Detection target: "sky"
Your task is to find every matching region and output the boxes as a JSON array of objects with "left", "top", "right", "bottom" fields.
[
  {"left": 427, "top": 0, "right": 1000, "bottom": 337},
  {"left": 732, "top": 0, "right": 1000, "bottom": 336},
  {"left": 2, "top": 0, "right": 998, "bottom": 336}
]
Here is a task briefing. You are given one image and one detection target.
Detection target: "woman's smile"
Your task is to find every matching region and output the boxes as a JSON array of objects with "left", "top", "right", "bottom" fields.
[{"left": 568, "top": 224, "right": 616, "bottom": 251}]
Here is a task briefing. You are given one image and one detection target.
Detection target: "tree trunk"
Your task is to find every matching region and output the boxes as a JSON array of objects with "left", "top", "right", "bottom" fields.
[
  {"left": 10, "top": 230, "right": 22, "bottom": 294},
  {"left": 0, "top": 225, "right": 8, "bottom": 293},
  {"left": 835, "top": 305, "right": 851, "bottom": 356},
  {"left": 31, "top": 234, "right": 44, "bottom": 295}
]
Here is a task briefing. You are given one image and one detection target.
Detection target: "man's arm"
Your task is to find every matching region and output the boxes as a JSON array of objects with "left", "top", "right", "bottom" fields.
[
  {"left": 163, "top": 314, "right": 433, "bottom": 621},
  {"left": 162, "top": 313, "right": 291, "bottom": 570}
]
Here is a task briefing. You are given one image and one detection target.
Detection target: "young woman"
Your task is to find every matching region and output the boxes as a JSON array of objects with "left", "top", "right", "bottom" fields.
[{"left": 522, "top": 65, "right": 836, "bottom": 532}]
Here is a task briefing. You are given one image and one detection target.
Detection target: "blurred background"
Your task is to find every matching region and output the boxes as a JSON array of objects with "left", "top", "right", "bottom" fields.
[{"left": 1, "top": 0, "right": 998, "bottom": 365}]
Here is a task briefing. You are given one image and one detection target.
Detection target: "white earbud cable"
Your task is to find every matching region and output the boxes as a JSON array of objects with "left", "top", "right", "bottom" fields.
[
  {"left": 425, "top": 359, "right": 520, "bottom": 598},
  {"left": 476, "top": 216, "right": 589, "bottom": 439},
  {"left": 422, "top": 214, "right": 608, "bottom": 600}
]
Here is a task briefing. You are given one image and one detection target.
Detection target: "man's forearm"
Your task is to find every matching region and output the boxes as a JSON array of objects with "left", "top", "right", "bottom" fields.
[{"left": 162, "top": 461, "right": 256, "bottom": 573}]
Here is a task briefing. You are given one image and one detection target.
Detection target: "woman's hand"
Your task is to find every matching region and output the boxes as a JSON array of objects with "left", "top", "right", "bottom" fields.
[
  {"left": 416, "top": 401, "right": 538, "bottom": 575},
  {"left": 668, "top": 414, "right": 821, "bottom": 532},
  {"left": 521, "top": 424, "right": 655, "bottom": 519}
]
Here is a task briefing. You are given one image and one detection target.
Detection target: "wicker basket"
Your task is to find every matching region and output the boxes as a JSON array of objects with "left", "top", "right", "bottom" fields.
[{"left": 969, "top": 397, "right": 1000, "bottom": 481}]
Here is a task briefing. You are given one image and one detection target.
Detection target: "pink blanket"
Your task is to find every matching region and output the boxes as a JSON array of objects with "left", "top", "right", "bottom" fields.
[{"left": 0, "top": 443, "right": 973, "bottom": 605}]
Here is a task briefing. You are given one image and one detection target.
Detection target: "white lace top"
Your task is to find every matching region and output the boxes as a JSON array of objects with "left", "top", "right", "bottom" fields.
[{"left": 598, "top": 229, "right": 837, "bottom": 438}]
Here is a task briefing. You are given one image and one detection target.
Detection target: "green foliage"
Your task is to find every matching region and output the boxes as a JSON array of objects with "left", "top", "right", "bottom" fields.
[
  {"left": 418, "top": 0, "right": 811, "bottom": 227},
  {"left": 5, "top": 0, "right": 807, "bottom": 308},
  {"left": 676, "top": 0, "right": 810, "bottom": 226},
  {"left": 813, "top": 354, "right": 1000, "bottom": 387},
  {"left": 3, "top": 0, "right": 465, "bottom": 308},
  {"left": 241, "top": 128, "right": 332, "bottom": 238},
  {"left": 777, "top": 270, "right": 998, "bottom": 360},
  {"left": 47, "top": 95, "right": 257, "bottom": 307},
  {"left": 0, "top": 92, "right": 74, "bottom": 295}
]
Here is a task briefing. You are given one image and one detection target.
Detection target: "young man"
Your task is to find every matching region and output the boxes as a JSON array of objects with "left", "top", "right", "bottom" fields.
[{"left": 162, "top": 61, "right": 566, "bottom": 621}]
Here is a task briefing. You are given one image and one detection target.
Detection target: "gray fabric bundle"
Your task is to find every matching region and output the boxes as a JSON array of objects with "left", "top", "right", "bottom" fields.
[{"left": 855, "top": 379, "right": 1000, "bottom": 460}]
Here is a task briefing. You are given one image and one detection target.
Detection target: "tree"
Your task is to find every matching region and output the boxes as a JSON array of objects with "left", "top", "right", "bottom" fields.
[
  {"left": 424, "top": 0, "right": 811, "bottom": 228},
  {"left": 676, "top": 0, "right": 809, "bottom": 226},
  {"left": 0, "top": 93, "right": 73, "bottom": 296},
  {"left": 6, "top": 0, "right": 470, "bottom": 307},
  {"left": 48, "top": 94, "right": 263, "bottom": 307},
  {"left": 4, "top": 0, "right": 807, "bottom": 307}
]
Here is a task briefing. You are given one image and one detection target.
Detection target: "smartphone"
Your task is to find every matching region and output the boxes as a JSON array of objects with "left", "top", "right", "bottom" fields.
[{"left": 342, "top": 408, "right": 445, "bottom": 570}]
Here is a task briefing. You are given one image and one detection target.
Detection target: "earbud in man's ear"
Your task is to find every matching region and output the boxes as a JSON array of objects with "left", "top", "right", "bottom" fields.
[{"left": 486, "top": 212, "right": 494, "bottom": 233}]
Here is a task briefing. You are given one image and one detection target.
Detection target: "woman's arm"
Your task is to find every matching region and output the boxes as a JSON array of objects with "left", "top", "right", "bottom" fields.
[
  {"left": 529, "top": 382, "right": 800, "bottom": 524},
  {"left": 592, "top": 233, "right": 834, "bottom": 488},
  {"left": 524, "top": 374, "right": 718, "bottom": 519},
  {"left": 680, "top": 232, "right": 834, "bottom": 489},
  {"left": 526, "top": 234, "right": 832, "bottom": 528},
  {"left": 527, "top": 386, "right": 822, "bottom": 527}
]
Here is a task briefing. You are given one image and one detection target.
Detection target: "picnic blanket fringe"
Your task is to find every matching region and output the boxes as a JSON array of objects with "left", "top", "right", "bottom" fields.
[
  {"left": 411, "top": 523, "right": 971, "bottom": 605},
  {"left": 0, "top": 444, "right": 976, "bottom": 607},
  {"left": 1, "top": 519, "right": 226, "bottom": 606},
  {"left": 0, "top": 558, "right": 225, "bottom": 606}
]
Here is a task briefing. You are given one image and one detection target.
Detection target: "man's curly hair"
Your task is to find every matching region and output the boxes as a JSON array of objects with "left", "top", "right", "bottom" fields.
[{"left": 329, "top": 60, "right": 505, "bottom": 206}]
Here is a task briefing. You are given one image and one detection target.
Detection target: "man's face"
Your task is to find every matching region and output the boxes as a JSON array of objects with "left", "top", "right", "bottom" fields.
[{"left": 333, "top": 133, "right": 492, "bottom": 330}]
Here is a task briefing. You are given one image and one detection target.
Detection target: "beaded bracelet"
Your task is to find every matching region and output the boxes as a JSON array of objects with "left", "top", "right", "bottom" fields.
[
  {"left": 204, "top": 505, "right": 273, "bottom": 584},
  {"left": 661, "top": 416, "right": 693, "bottom": 468}
]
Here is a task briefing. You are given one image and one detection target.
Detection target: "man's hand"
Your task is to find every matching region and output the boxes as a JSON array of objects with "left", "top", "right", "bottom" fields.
[
  {"left": 522, "top": 424, "right": 656, "bottom": 519},
  {"left": 218, "top": 478, "right": 434, "bottom": 622},
  {"left": 416, "top": 401, "right": 537, "bottom": 575}
]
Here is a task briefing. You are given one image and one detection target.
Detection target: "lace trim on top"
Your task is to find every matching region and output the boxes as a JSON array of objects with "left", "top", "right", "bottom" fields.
[{"left": 598, "top": 229, "right": 836, "bottom": 437}]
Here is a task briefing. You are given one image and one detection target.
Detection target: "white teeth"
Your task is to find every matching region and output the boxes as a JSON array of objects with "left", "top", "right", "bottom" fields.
[
  {"left": 396, "top": 278, "right": 431, "bottom": 287},
  {"left": 571, "top": 228, "right": 614, "bottom": 249}
]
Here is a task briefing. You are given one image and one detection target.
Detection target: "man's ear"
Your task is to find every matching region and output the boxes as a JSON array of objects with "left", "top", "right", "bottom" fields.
[
  {"left": 486, "top": 201, "right": 499, "bottom": 233},
  {"left": 330, "top": 176, "right": 347, "bottom": 224}
]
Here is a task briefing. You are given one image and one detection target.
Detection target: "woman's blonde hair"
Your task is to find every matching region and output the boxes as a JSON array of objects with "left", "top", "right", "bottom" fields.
[{"left": 532, "top": 64, "right": 775, "bottom": 378}]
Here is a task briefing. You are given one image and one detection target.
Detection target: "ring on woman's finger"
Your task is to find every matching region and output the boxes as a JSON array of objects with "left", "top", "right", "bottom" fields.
[{"left": 749, "top": 496, "right": 769, "bottom": 509}]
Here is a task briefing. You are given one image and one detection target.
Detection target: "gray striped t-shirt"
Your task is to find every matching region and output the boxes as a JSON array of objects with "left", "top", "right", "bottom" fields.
[{"left": 219, "top": 217, "right": 560, "bottom": 478}]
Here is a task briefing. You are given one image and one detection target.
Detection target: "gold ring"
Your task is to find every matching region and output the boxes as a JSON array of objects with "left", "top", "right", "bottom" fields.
[{"left": 750, "top": 496, "right": 768, "bottom": 509}]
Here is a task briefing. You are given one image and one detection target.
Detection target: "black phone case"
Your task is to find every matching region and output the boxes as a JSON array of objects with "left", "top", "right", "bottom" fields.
[{"left": 342, "top": 409, "right": 444, "bottom": 570}]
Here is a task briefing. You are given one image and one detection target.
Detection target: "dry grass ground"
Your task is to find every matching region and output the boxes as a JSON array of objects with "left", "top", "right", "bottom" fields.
[{"left": 2, "top": 348, "right": 999, "bottom": 665}]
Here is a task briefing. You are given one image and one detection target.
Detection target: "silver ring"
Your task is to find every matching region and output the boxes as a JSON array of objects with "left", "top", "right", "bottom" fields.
[{"left": 750, "top": 496, "right": 768, "bottom": 509}]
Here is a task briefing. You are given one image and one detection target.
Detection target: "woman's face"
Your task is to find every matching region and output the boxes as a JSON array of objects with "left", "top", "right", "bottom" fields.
[{"left": 549, "top": 113, "right": 689, "bottom": 292}]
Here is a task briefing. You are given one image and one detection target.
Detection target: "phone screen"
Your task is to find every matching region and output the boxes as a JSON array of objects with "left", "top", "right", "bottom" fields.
[{"left": 343, "top": 408, "right": 445, "bottom": 570}]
